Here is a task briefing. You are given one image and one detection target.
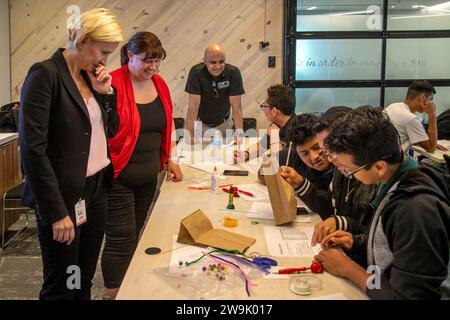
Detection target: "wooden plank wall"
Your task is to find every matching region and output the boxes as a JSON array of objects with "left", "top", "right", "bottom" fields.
[{"left": 10, "top": 0, "right": 284, "bottom": 129}]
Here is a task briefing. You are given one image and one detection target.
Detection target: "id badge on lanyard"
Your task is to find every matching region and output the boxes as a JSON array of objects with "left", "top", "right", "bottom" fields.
[{"left": 75, "top": 199, "right": 87, "bottom": 226}]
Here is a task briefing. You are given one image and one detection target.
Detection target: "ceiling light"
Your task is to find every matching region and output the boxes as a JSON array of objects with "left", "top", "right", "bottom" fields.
[
  {"left": 428, "top": 1, "right": 450, "bottom": 10},
  {"left": 329, "top": 10, "right": 375, "bottom": 17},
  {"left": 428, "top": 1, "right": 450, "bottom": 12},
  {"left": 306, "top": 6, "right": 316, "bottom": 11},
  {"left": 391, "top": 12, "right": 450, "bottom": 19}
]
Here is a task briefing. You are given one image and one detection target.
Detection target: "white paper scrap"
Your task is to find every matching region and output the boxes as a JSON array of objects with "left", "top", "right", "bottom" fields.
[{"left": 263, "top": 226, "right": 320, "bottom": 257}]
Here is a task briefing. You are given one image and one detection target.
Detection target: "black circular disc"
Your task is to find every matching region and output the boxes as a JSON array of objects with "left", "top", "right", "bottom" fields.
[{"left": 145, "top": 247, "right": 161, "bottom": 255}]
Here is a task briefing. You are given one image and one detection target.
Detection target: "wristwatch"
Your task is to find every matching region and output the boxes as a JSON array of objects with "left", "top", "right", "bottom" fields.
[{"left": 106, "top": 87, "right": 115, "bottom": 95}]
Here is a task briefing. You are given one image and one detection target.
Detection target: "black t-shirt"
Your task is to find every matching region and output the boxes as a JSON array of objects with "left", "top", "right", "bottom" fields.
[
  {"left": 117, "top": 96, "right": 167, "bottom": 186},
  {"left": 264, "top": 115, "right": 295, "bottom": 150},
  {"left": 185, "top": 62, "right": 245, "bottom": 126}
]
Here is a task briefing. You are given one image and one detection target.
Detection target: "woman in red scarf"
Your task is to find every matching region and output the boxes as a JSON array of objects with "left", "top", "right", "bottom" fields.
[{"left": 101, "top": 32, "right": 183, "bottom": 299}]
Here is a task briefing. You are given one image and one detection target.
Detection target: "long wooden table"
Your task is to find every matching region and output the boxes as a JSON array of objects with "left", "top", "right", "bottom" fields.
[
  {"left": 413, "top": 139, "right": 450, "bottom": 164},
  {"left": 117, "top": 141, "right": 367, "bottom": 300}
]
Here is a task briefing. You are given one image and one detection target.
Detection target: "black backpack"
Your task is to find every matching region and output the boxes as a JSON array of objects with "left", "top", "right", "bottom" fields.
[{"left": 0, "top": 102, "right": 20, "bottom": 133}]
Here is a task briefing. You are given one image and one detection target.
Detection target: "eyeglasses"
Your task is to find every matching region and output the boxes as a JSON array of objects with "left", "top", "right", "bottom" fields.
[
  {"left": 211, "top": 80, "right": 219, "bottom": 98},
  {"left": 318, "top": 149, "right": 336, "bottom": 161},
  {"left": 259, "top": 103, "right": 272, "bottom": 110},
  {"left": 340, "top": 163, "right": 369, "bottom": 178}
]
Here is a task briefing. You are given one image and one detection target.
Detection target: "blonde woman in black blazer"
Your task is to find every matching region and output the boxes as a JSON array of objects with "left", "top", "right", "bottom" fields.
[{"left": 19, "top": 8, "right": 123, "bottom": 300}]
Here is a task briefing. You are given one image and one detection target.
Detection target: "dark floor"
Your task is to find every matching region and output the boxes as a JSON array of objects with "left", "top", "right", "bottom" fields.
[
  {"left": 0, "top": 213, "right": 108, "bottom": 300},
  {"left": 0, "top": 174, "right": 164, "bottom": 300}
]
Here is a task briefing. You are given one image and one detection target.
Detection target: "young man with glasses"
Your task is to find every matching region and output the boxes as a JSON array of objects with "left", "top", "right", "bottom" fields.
[
  {"left": 233, "top": 84, "right": 295, "bottom": 163},
  {"left": 314, "top": 106, "right": 450, "bottom": 299},
  {"left": 185, "top": 44, "right": 244, "bottom": 143}
]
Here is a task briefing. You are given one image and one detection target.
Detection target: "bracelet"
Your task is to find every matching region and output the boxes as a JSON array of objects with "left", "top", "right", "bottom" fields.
[{"left": 106, "top": 87, "right": 114, "bottom": 95}]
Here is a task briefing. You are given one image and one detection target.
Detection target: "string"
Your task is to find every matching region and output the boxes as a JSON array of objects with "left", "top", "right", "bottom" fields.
[
  {"left": 185, "top": 249, "right": 245, "bottom": 266},
  {"left": 222, "top": 253, "right": 269, "bottom": 275},
  {"left": 345, "top": 178, "right": 356, "bottom": 202}
]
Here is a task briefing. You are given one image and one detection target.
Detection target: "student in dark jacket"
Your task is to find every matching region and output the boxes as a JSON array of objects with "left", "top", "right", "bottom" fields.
[
  {"left": 279, "top": 113, "right": 334, "bottom": 193},
  {"left": 19, "top": 8, "right": 123, "bottom": 299},
  {"left": 309, "top": 108, "right": 377, "bottom": 255},
  {"left": 315, "top": 106, "right": 450, "bottom": 300}
]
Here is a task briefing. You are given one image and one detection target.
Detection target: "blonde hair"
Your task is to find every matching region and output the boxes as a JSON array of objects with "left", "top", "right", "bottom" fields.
[{"left": 68, "top": 8, "right": 124, "bottom": 49}]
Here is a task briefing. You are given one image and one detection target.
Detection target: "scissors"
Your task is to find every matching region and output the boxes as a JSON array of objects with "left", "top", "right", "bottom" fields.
[{"left": 252, "top": 257, "right": 278, "bottom": 270}]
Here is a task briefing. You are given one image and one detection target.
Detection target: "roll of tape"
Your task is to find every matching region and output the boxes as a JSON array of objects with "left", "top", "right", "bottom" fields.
[
  {"left": 289, "top": 277, "right": 312, "bottom": 295},
  {"left": 223, "top": 216, "right": 238, "bottom": 227}
]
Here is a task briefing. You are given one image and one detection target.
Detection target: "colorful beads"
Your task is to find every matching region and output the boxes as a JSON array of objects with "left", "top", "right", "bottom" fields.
[{"left": 204, "top": 263, "right": 226, "bottom": 281}]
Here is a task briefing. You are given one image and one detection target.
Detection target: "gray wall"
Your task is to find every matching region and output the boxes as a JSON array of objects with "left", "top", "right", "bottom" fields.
[{"left": 0, "top": 0, "right": 10, "bottom": 105}]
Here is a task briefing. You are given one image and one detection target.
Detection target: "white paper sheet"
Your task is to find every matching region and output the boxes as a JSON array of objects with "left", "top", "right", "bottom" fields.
[
  {"left": 297, "top": 198, "right": 312, "bottom": 214},
  {"left": 263, "top": 226, "right": 320, "bottom": 257},
  {"left": 169, "top": 235, "right": 205, "bottom": 273},
  {"left": 189, "top": 160, "right": 238, "bottom": 173},
  {"left": 235, "top": 183, "right": 269, "bottom": 201},
  {"left": 246, "top": 202, "right": 311, "bottom": 223},
  {"left": 239, "top": 160, "right": 262, "bottom": 175}
]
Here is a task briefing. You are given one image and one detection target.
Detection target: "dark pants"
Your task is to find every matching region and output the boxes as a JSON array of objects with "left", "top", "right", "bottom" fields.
[
  {"left": 37, "top": 168, "right": 107, "bottom": 300},
  {"left": 101, "top": 178, "right": 157, "bottom": 288}
]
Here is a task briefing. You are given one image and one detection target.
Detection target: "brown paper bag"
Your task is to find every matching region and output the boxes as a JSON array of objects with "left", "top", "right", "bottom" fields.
[
  {"left": 177, "top": 209, "right": 256, "bottom": 252},
  {"left": 261, "top": 156, "right": 297, "bottom": 225}
]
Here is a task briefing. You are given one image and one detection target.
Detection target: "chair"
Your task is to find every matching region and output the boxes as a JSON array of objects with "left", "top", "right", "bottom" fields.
[
  {"left": 243, "top": 117, "right": 257, "bottom": 137},
  {"left": 437, "top": 109, "right": 450, "bottom": 140},
  {"left": 443, "top": 154, "right": 450, "bottom": 174},
  {"left": 173, "top": 117, "right": 185, "bottom": 143},
  {"left": 1, "top": 182, "right": 30, "bottom": 251}
]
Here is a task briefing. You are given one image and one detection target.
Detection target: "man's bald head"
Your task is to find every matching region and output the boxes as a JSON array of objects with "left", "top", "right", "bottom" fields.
[
  {"left": 204, "top": 44, "right": 225, "bottom": 58},
  {"left": 203, "top": 44, "right": 226, "bottom": 77}
]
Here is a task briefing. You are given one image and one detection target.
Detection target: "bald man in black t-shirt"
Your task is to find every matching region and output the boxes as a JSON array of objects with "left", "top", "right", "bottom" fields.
[{"left": 185, "top": 44, "right": 245, "bottom": 143}]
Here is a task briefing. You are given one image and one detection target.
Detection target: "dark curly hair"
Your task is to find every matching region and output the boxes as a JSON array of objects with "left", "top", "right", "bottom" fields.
[
  {"left": 325, "top": 106, "right": 403, "bottom": 168},
  {"left": 312, "top": 106, "right": 352, "bottom": 135},
  {"left": 287, "top": 113, "right": 319, "bottom": 147},
  {"left": 120, "top": 31, "right": 166, "bottom": 66},
  {"left": 267, "top": 84, "right": 295, "bottom": 116}
]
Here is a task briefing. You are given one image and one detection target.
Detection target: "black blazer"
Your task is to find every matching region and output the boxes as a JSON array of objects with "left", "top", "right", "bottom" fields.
[{"left": 19, "top": 49, "right": 118, "bottom": 226}]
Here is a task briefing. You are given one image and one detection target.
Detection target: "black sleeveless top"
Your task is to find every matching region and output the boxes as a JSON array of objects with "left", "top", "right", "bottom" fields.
[{"left": 117, "top": 96, "right": 167, "bottom": 186}]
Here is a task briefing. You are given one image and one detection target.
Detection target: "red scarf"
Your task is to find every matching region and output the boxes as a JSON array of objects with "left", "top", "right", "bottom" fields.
[{"left": 109, "top": 64, "right": 173, "bottom": 178}]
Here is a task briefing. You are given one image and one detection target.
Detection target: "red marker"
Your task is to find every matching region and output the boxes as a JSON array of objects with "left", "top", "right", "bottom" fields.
[
  {"left": 278, "top": 262, "right": 324, "bottom": 274},
  {"left": 238, "top": 189, "right": 254, "bottom": 198},
  {"left": 278, "top": 267, "right": 308, "bottom": 274}
]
